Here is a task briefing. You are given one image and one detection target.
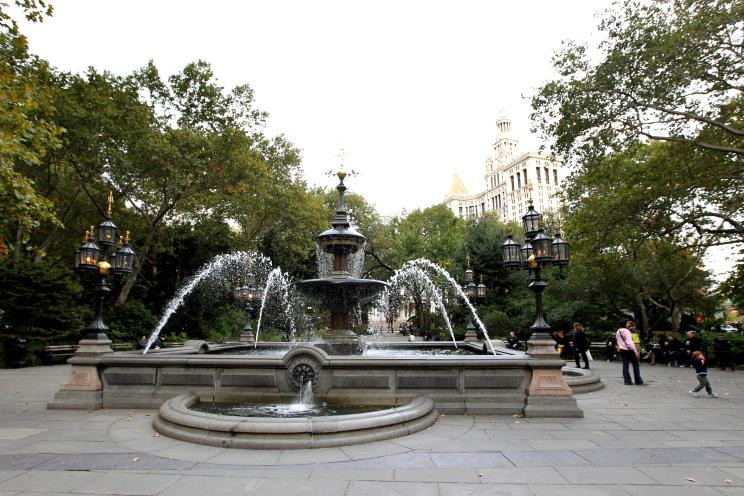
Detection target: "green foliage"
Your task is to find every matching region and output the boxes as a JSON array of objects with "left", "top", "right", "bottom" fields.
[
  {"left": 479, "top": 307, "right": 510, "bottom": 338},
  {"left": 389, "top": 204, "right": 466, "bottom": 270},
  {"left": 699, "top": 333, "right": 744, "bottom": 365},
  {"left": 531, "top": 0, "right": 744, "bottom": 248},
  {"left": 106, "top": 300, "right": 157, "bottom": 345},
  {"left": 0, "top": 258, "right": 83, "bottom": 342},
  {"left": 201, "top": 305, "right": 247, "bottom": 343},
  {"left": 719, "top": 253, "right": 744, "bottom": 308}
]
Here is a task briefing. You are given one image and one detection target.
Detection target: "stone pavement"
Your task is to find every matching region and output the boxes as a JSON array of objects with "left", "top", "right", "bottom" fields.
[{"left": 1, "top": 360, "right": 743, "bottom": 495}]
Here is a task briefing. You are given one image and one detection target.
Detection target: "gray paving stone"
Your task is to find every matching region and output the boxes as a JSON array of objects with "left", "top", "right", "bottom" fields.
[
  {"left": 638, "top": 466, "right": 740, "bottom": 486},
  {"left": 0, "top": 473, "right": 20, "bottom": 484},
  {"left": 625, "top": 486, "right": 729, "bottom": 495},
  {"left": 67, "top": 472, "right": 182, "bottom": 495},
  {"left": 477, "top": 467, "right": 566, "bottom": 484},
  {"left": 573, "top": 448, "right": 668, "bottom": 466},
  {"left": 339, "top": 440, "right": 409, "bottom": 460},
  {"left": 345, "top": 481, "right": 438, "bottom": 496},
  {"left": 159, "top": 475, "right": 265, "bottom": 496},
  {"left": 394, "top": 468, "right": 482, "bottom": 483},
  {"left": 438, "top": 483, "right": 533, "bottom": 495},
  {"left": 429, "top": 452, "right": 513, "bottom": 468},
  {"left": 310, "top": 469, "right": 395, "bottom": 481},
  {"left": 557, "top": 466, "right": 657, "bottom": 484},
  {"left": 319, "top": 452, "right": 435, "bottom": 470},
  {"left": 276, "top": 447, "right": 349, "bottom": 465},
  {"left": 0, "top": 454, "right": 53, "bottom": 470},
  {"left": 526, "top": 439, "right": 601, "bottom": 450},
  {"left": 0, "top": 471, "right": 98, "bottom": 493},
  {"left": 199, "top": 449, "right": 282, "bottom": 466},
  {"left": 501, "top": 450, "right": 592, "bottom": 467},
  {"left": 10, "top": 440, "right": 131, "bottom": 454},
  {"left": 646, "top": 447, "right": 741, "bottom": 464},
  {"left": 31, "top": 452, "right": 194, "bottom": 471},
  {"left": 529, "top": 485, "right": 631, "bottom": 496},
  {"left": 254, "top": 478, "right": 348, "bottom": 495}
]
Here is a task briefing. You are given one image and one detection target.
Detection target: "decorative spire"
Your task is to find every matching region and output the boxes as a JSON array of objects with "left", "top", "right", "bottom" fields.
[
  {"left": 525, "top": 181, "right": 534, "bottom": 204},
  {"left": 106, "top": 191, "right": 113, "bottom": 217},
  {"left": 331, "top": 150, "right": 350, "bottom": 230},
  {"left": 466, "top": 253, "right": 471, "bottom": 269}
]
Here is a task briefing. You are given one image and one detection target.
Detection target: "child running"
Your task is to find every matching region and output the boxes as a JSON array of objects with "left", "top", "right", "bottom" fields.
[{"left": 689, "top": 350, "right": 718, "bottom": 398}]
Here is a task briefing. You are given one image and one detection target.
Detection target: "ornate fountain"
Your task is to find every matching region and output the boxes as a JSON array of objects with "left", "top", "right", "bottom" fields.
[{"left": 295, "top": 167, "right": 386, "bottom": 354}]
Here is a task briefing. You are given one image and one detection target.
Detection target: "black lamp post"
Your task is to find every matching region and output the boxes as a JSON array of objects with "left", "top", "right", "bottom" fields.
[
  {"left": 74, "top": 192, "right": 135, "bottom": 343},
  {"left": 462, "top": 254, "right": 486, "bottom": 342},
  {"left": 500, "top": 200, "right": 569, "bottom": 357},
  {"left": 233, "top": 271, "right": 264, "bottom": 343}
]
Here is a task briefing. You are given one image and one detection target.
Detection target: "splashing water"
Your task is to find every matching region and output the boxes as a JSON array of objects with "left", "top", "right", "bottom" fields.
[
  {"left": 143, "top": 251, "right": 272, "bottom": 354},
  {"left": 254, "top": 267, "right": 296, "bottom": 347},
  {"left": 382, "top": 265, "right": 458, "bottom": 348},
  {"left": 407, "top": 258, "right": 496, "bottom": 354}
]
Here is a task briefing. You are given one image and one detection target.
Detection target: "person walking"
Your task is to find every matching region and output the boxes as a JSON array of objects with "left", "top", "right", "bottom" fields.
[
  {"left": 606, "top": 335, "right": 618, "bottom": 362},
  {"left": 689, "top": 350, "right": 718, "bottom": 398},
  {"left": 617, "top": 320, "right": 645, "bottom": 385},
  {"left": 572, "top": 322, "right": 590, "bottom": 369}
]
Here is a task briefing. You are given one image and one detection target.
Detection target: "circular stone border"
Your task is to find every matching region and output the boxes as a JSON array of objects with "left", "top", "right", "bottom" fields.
[
  {"left": 153, "top": 393, "right": 438, "bottom": 449},
  {"left": 562, "top": 366, "right": 605, "bottom": 393}
]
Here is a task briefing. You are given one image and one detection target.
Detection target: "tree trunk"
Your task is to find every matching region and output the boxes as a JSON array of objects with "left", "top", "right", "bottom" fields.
[
  {"left": 636, "top": 291, "right": 651, "bottom": 340},
  {"left": 115, "top": 221, "right": 157, "bottom": 306},
  {"left": 671, "top": 305, "right": 681, "bottom": 334}
]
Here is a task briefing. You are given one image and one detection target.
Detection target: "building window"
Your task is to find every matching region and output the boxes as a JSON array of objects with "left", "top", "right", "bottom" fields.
[
  {"left": 536, "top": 167, "right": 541, "bottom": 183},
  {"left": 553, "top": 169, "right": 558, "bottom": 184},
  {"left": 523, "top": 169, "right": 527, "bottom": 186},
  {"left": 511, "top": 176, "right": 514, "bottom": 191},
  {"left": 545, "top": 167, "right": 550, "bottom": 184},
  {"left": 458, "top": 206, "right": 463, "bottom": 217},
  {"left": 517, "top": 174, "right": 521, "bottom": 188},
  {"left": 481, "top": 202, "right": 485, "bottom": 215}
]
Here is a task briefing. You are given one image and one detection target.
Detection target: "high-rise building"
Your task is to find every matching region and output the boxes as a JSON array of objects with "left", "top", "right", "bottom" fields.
[{"left": 443, "top": 115, "right": 565, "bottom": 223}]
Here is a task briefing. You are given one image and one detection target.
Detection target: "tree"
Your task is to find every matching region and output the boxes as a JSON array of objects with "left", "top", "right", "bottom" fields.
[
  {"left": 531, "top": 0, "right": 744, "bottom": 247},
  {"left": 389, "top": 204, "right": 466, "bottom": 270},
  {"left": 0, "top": 2, "right": 59, "bottom": 255}
]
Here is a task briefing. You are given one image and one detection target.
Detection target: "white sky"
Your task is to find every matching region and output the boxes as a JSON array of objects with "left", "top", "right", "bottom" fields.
[{"left": 19, "top": 0, "right": 613, "bottom": 217}]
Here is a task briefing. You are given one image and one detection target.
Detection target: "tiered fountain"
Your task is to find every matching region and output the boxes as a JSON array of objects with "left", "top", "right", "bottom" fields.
[
  {"left": 49, "top": 165, "right": 586, "bottom": 449},
  {"left": 295, "top": 167, "right": 386, "bottom": 354}
]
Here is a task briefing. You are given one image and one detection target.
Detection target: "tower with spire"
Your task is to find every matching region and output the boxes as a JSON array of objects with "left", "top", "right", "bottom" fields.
[{"left": 442, "top": 114, "right": 565, "bottom": 223}]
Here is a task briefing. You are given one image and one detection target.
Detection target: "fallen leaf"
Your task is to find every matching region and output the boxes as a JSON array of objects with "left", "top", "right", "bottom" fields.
[
  {"left": 152, "top": 433, "right": 160, "bottom": 438},
  {"left": 132, "top": 457, "right": 140, "bottom": 462},
  {"left": 724, "top": 480, "right": 732, "bottom": 485},
  {"left": 477, "top": 473, "right": 484, "bottom": 477},
  {"left": 594, "top": 432, "right": 603, "bottom": 435},
  {"left": 686, "top": 477, "right": 696, "bottom": 482}
]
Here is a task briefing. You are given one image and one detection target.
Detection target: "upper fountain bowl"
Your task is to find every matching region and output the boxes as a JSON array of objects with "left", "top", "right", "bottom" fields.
[{"left": 317, "top": 226, "right": 365, "bottom": 255}]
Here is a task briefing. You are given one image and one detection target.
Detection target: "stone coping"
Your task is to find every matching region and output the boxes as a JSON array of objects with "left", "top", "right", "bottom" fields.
[
  {"left": 562, "top": 366, "right": 605, "bottom": 393},
  {"left": 153, "top": 393, "right": 438, "bottom": 449}
]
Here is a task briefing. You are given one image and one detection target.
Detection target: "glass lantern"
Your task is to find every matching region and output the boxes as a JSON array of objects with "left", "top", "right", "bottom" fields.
[
  {"left": 76, "top": 236, "right": 100, "bottom": 271},
  {"left": 521, "top": 203, "right": 542, "bottom": 239},
  {"left": 500, "top": 234, "right": 522, "bottom": 269},
  {"left": 476, "top": 276, "right": 486, "bottom": 299},
  {"left": 531, "top": 229, "right": 553, "bottom": 264},
  {"left": 97, "top": 218, "right": 118, "bottom": 247},
  {"left": 552, "top": 232, "right": 570, "bottom": 266},
  {"left": 520, "top": 240, "right": 534, "bottom": 263},
  {"left": 112, "top": 240, "right": 135, "bottom": 275}
]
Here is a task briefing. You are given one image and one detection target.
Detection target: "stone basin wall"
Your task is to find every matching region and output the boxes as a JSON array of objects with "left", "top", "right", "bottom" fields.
[{"left": 63, "top": 344, "right": 555, "bottom": 415}]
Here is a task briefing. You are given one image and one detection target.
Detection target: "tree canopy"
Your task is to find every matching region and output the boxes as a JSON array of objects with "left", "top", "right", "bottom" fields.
[{"left": 531, "top": 0, "right": 744, "bottom": 248}]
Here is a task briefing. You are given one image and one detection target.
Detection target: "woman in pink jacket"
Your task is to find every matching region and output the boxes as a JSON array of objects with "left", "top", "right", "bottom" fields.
[{"left": 617, "top": 320, "right": 645, "bottom": 386}]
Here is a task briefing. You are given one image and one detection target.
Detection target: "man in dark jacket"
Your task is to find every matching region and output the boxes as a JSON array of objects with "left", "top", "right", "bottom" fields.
[
  {"left": 683, "top": 331, "right": 702, "bottom": 367},
  {"left": 506, "top": 331, "right": 521, "bottom": 351},
  {"left": 714, "top": 335, "right": 734, "bottom": 371},
  {"left": 572, "top": 323, "right": 590, "bottom": 369}
]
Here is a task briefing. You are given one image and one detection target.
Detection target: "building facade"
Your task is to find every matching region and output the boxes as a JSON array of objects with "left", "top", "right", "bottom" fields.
[{"left": 443, "top": 116, "right": 564, "bottom": 224}]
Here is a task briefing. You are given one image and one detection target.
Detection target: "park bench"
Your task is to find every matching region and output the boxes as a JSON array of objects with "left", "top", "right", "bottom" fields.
[{"left": 39, "top": 343, "right": 135, "bottom": 364}]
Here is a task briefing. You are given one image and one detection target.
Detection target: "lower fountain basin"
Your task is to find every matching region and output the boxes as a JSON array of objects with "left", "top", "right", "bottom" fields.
[{"left": 153, "top": 392, "right": 438, "bottom": 449}]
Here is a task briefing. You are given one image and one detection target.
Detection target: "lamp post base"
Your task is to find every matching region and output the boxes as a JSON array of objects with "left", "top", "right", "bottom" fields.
[{"left": 239, "top": 331, "right": 255, "bottom": 344}]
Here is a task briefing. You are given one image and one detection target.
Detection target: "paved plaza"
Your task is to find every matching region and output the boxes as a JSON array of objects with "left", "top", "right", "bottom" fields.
[{"left": 0, "top": 360, "right": 743, "bottom": 495}]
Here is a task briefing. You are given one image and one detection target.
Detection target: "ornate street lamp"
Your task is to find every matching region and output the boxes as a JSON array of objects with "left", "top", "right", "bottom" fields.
[
  {"left": 74, "top": 192, "right": 135, "bottom": 344},
  {"left": 462, "top": 254, "right": 486, "bottom": 342},
  {"left": 500, "top": 199, "right": 569, "bottom": 358},
  {"left": 234, "top": 271, "right": 264, "bottom": 343}
]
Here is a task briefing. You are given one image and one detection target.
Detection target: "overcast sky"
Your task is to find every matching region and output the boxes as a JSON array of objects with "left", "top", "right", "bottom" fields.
[{"left": 19, "top": 0, "right": 613, "bottom": 217}]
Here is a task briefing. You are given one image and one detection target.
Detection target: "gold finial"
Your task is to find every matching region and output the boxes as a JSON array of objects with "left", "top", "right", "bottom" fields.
[
  {"left": 106, "top": 191, "right": 113, "bottom": 217},
  {"left": 466, "top": 253, "right": 471, "bottom": 269},
  {"left": 89, "top": 225, "right": 95, "bottom": 238},
  {"left": 83, "top": 230, "right": 89, "bottom": 242},
  {"left": 525, "top": 181, "right": 534, "bottom": 204},
  {"left": 117, "top": 235, "right": 124, "bottom": 248},
  {"left": 337, "top": 147, "right": 347, "bottom": 180},
  {"left": 123, "top": 230, "right": 130, "bottom": 244},
  {"left": 480, "top": 274, "right": 484, "bottom": 283}
]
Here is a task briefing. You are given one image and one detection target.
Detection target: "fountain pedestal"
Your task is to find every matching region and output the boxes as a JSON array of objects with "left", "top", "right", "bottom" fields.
[{"left": 47, "top": 339, "right": 112, "bottom": 410}]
